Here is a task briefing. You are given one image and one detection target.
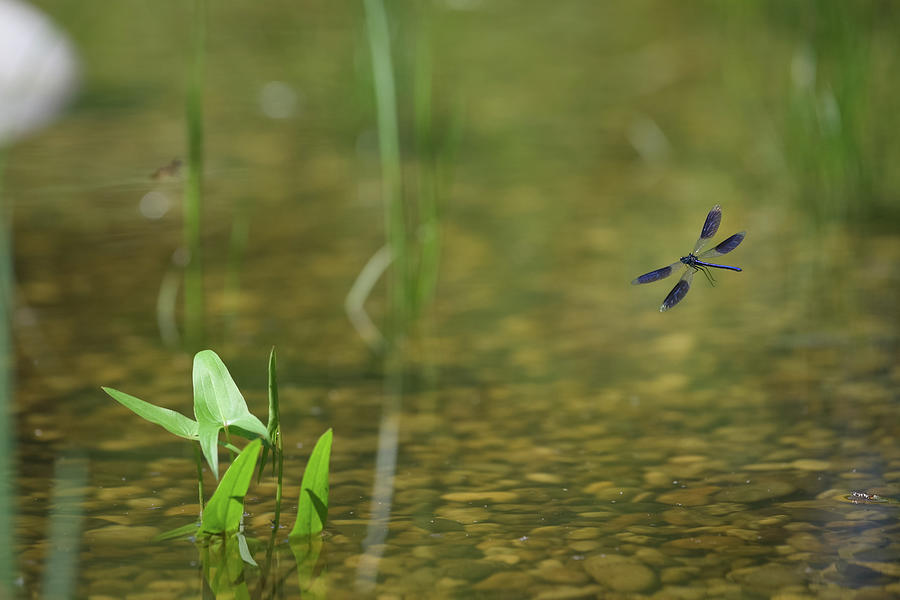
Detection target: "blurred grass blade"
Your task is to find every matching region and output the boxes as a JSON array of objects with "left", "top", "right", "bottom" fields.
[
  {"left": 345, "top": 244, "right": 391, "bottom": 351},
  {"left": 102, "top": 386, "right": 199, "bottom": 440},
  {"left": 290, "top": 429, "right": 333, "bottom": 537},
  {"left": 0, "top": 150, "right": 15, "bottom": 598},
  {"left": 183, "top": 0, "right": 206, "bottom": 350},
  {"left": 156, "top": 261, "right": 181, "bottom": 347},
  {"left": 40, "top": 453, "right": 88, "bottom": 600},
  {"left": 413, "top": 6, "right": 441, "bottom": 315},
  {"left": 192, "top": 350, "right": 269, "bottom": 479},
  {"left": 363, "top": 0, "right": 408, "bottom": 338},
  {"left": 200, "top": 439, "right": 261, "bottom": 534}
]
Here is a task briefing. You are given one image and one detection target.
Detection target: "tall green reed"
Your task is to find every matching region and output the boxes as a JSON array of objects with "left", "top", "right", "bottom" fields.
[
  {"left": 720, "top": 2, "right": 900, "bottom": 227},
  {"left": 40, "top": 454, "right": 88, "bottom": 599},
  {"left": 184, "top": 0, "right": 207, "bottom": 350},
  {"left": 353, "top": 2, "right": 457, "bottom": 591},
  {"left": 781, "top": 2, "right": 872, "bottom": 226},
  {"left": 0, "top": 150, "right": 13, "bottom": 599},
  {"left": 411, "top": 4, "right": 442, "bottom": 321},
  {"left": 765, "top": 3, "right": 898, "bottom": 225},
  {"left": 362, "top": 0, "right": 408, "bottom": 348},
  {"left": 350, "top": 0, "right": 456, "bottom": 355}
]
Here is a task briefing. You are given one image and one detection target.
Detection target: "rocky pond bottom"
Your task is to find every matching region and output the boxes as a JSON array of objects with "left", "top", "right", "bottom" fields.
[
  {"left": 63, "top": 370, "right": 899, "bottom": 599},
  {"left": 318, "top": 460, "right": 898, "bottom": 598}
]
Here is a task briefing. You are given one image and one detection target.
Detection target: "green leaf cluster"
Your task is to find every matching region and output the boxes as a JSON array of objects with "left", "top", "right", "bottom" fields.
[
  {"left": 102, "top": 349, "right": 268, "bottom": 480},
  {"left": 102, "top": 348, "right": 333, "bottom": 581}
]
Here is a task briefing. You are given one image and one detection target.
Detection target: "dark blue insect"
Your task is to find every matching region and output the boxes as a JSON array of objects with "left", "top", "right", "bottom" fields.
[{"left": 631, "top": 205, "right": 745, "bottom": 312}]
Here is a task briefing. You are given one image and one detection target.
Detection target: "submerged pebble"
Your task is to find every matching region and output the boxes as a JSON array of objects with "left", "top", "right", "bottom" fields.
[
  {"left": 441, "top": 491, "right": 519, "bottom": 503},
  {"left": 656, "top": 485, "right": 719, "bottom": 506},
  {"left": 583, "top": 553, "right": 657, "bottom": 592},
  {"left": 715, "top": 479, "right": 797, "bottom": 503}
]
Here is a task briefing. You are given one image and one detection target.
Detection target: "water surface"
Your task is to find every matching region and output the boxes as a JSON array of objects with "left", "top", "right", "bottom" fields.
[{"left": 5, "top": 1, "right": 900, "bottom": 598}]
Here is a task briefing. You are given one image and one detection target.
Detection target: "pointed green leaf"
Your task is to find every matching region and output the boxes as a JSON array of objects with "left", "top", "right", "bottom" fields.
[
  {"left": 258, "top": 347, "right": 280, "bottom": 479},
  {"left": 102, "top": 387, "right": 198, "bottom": 440},
  {"left": 192, "top": 350, "right": 270, "bottom": 478},
  {"left": 198, "top": 421, "right": 222, "bottom": 480},
  {"left": 266, "top": 347, "right": 280, "bottom": 440},
  {"left": 290, "top": 429, "right": 332, "bottom": 537},
  {"left": 153, "top": 521, "right": 200, "bottom": 542},
  {"left": 200, "top": 439, "right": 261, "bottom": 534}
]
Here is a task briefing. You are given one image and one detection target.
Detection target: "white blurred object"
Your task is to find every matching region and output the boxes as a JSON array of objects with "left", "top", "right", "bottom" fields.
[
  {"left": 258, "top": 81, "right": 299, "bottom": 119},
  {"left": 628, "top": 115, "right": 670, "bottom": 165},
  {"left": 139, "top": 191, "right": 170, "bottom": 219},
  {"left": 790, "top": 44, "right": 816, "bottom": 91},
  {"left": 0, "top": 0, "right": 79, "bottom": 145}
]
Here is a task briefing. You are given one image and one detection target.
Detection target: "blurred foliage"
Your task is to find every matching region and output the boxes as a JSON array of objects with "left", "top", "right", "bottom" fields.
[{"left": 721, "top": 0, "right": 900, "bottom": 227}]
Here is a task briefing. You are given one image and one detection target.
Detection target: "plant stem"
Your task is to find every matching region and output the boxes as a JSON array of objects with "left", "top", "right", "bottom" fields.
[
  {"left": 274, "top": 433, "right": 283, "bottom": 528},
  {"left": 266, "top": 347, "right": 283, "bottom": 530},
  {"left": 184, "top": 0, "right": 206, "bottom": 351},
  {"left": 193, "top": 443, "right": 205, "bottom": 511},
  {"left": 412, "top": 7, "right": 440, "bottom": 316}
]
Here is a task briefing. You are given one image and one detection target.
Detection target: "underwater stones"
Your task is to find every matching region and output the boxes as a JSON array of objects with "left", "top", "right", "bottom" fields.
[
  {"left": 589, "top": 486, "right": 642, "bottom": 502},
  {"left": 728, "top": 563, "right": 807, "bottom": 592},
  {"left": 143, "top": 579, "right": 191, "bottom": 597},
  {"left": 645, "top": 470, "right": 675, "bottom": 487},
  {"left": 435, "top": 505, "right": 490, "bottom": 524},
  {"left": 442, "top": 558, "right": 503, "bottom": 581},
  {"left": 656, "top": 485, "right": 720, "bottom": 506},
  {"left": 791, "top": 459, "right": 831, "bottom": 471},
  {"left": 472, "top": 570, "right": 535, "bottom": 592},
  {"left": 125, "top": 496, "right": 163, "bottom": 510},
  {"left": 660, "top": 566, "right": 702, "bottom": 584},
  {"left": 715, "top": 478, "right": 797, "bottom": 503},
  {"left": 94, "top": 485, "right": 147, "bottom": 503},
  {"left": 527, "top": 472, "right": 564, "bottom": 484},
  {"left": 664, "top": 534, "right": 744, "bottom": 551},
  {"left": 414, "top": 515, "right": 466, "bottom": 533},
  {"left": 660, "top": 507, "right": 727, "bottom": 527},
  {"left": 84, "top": 525, "right": 160, "bottom": 547},
  {"left": 566, "top": 527, "right": 602, "bottom": 541},
  {"left": 633, "top": 546, "right": 668, "bottom": 566},
  {"left": 536, "top": 559, "right": 592, "bottom": 584},
  {"left": 786, "top": 532, "right": 826, "bottom": 553},
  {"left": 568, "top": 540, "right": 602, "bottom": 553},
  {"left": 482, "top": 546, "right": 522, "bottom": 566},
  {"left": 534, "top": 584, "right": 604, "bottom": 599},
  {"left": 441, "top": 490, "right": 519, "bottom": 503},
  {"left": 583, "top": 553, "right": 658, "bottom": 592}
]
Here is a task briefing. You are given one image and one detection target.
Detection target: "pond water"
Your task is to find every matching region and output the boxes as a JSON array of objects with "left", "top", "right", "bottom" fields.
[{"left": 3, "top": 2, "right": 900, "bottom": 599}]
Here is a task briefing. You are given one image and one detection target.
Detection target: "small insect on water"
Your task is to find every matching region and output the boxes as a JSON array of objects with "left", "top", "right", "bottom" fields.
[{"left": 631, "top": 205, "right": 745, "bottom": 312}]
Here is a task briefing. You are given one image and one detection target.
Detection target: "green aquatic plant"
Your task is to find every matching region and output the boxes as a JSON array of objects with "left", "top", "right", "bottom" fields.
[
  {"left": 102, "top": 348, "right": 333, "bottom": 588},
  {"left": 103, "top": 349, "right": 269, "bottom": 481},
  {"left": 349, "top": 0, "right": 460, "bottom": 353}
]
